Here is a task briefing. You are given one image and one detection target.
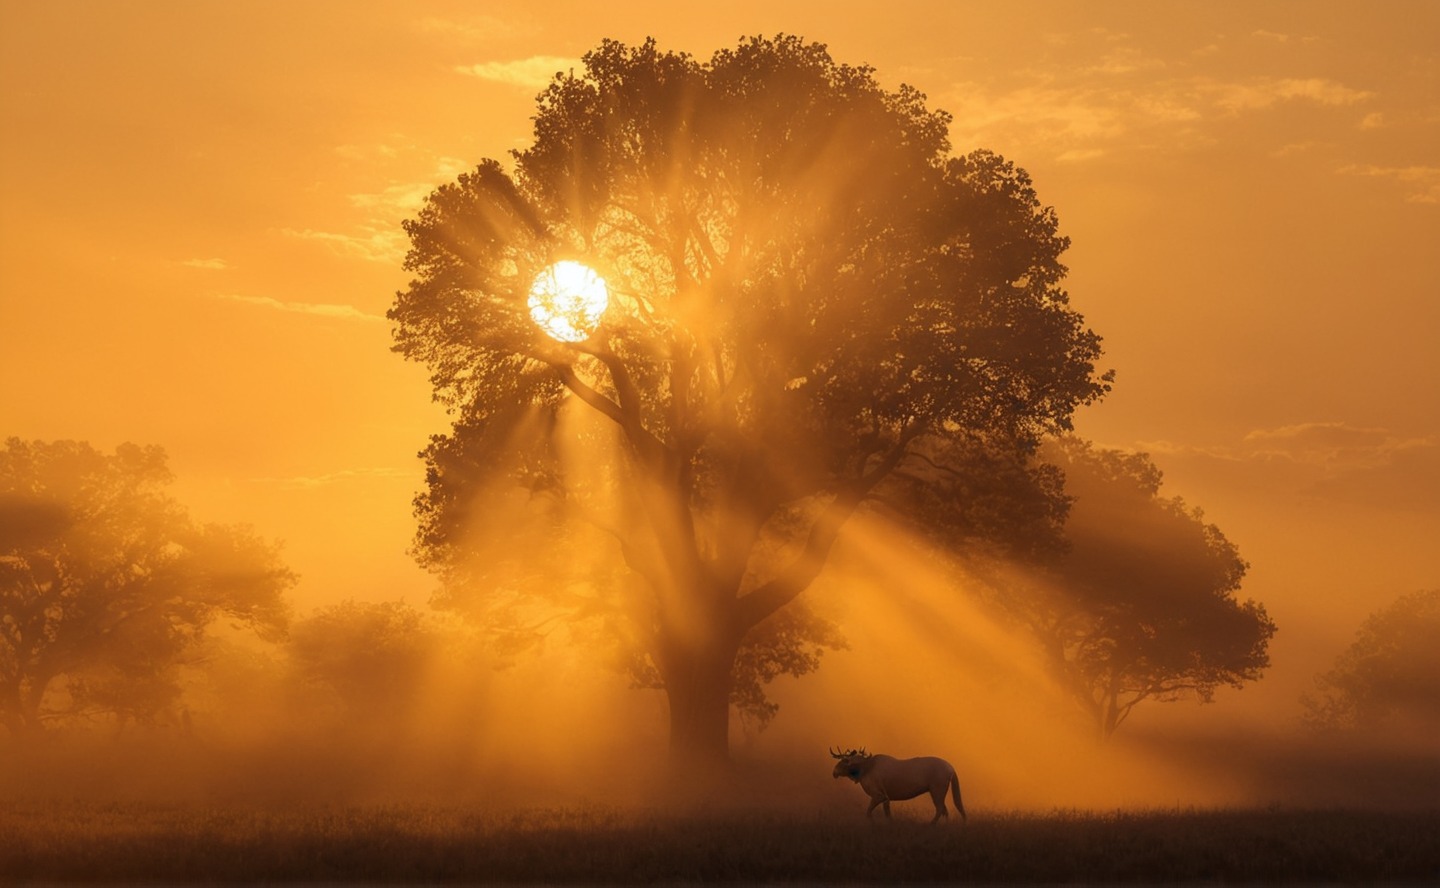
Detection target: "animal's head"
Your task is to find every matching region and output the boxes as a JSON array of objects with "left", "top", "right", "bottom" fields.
[{"left": 829, "top": 746, "right": 870, "bottom": 781}]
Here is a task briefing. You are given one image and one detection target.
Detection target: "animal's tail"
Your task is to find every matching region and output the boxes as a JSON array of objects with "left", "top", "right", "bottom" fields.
[{"left": 950, "top": 772, "right": 966, "bottom": 822}]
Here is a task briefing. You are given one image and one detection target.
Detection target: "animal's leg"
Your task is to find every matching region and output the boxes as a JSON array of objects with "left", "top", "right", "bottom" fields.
[
  {"left": 930, "top": 786, "right": 949, "bottom": 824},
  {"left": 882, "top": 799, "right": 892, "bottom": 819},
  {"left": 866, "top": 797, "right": 882, "bottom": 818}
]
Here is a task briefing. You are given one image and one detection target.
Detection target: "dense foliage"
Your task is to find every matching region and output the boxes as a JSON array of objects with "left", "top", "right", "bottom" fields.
[
  {"left": 1303, "top": 588, "right": 1440, "bottom": 732},
  {"left": 991, "top": 440, "right": 1276, "bottom": 737},
  {"left": 0, "top": 438, "right": 292, "bottom": 735},
  {"left": 390, "top": 36, "right": 1111, "bottom": 755}
]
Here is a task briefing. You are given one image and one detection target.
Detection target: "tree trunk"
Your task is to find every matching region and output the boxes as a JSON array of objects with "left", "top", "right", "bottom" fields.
[
  {"left": 1, "top": 678, "right": 47, "bottom": 738},
  {"left": 0, "top": 706, "right": 22, "bottom": 738},
  {"left": 659, "top": 631, "right": 739, "bottom": 767},
  {"left": 0, "top": 678, "right": 20, "bottom": 737},
  {"left": 1100, "top": 702, "right": 1117, "bottom": 740}
]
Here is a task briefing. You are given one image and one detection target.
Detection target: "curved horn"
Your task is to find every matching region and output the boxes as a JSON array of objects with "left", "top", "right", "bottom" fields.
[{"left": 830, "top": 746, "right": 845, "bottom": 759}]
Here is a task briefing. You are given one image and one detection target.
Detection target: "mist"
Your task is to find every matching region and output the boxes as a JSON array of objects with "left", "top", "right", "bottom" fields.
[
  {"left": 4, "top": 490, "right": 1433, "bottom": 815},
  {"left": 4, "top": 12, "right": 1437, "bottom": 849}
]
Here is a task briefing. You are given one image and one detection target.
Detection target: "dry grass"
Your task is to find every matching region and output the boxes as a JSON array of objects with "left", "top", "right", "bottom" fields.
[{"left": 1, "top": 802, "right": 1437, "bottom": 883}]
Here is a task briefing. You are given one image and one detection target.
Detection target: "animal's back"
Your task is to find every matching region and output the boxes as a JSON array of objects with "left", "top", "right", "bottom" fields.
[{"left": 875, "top": 755, "right": 955, "bottom": 799}]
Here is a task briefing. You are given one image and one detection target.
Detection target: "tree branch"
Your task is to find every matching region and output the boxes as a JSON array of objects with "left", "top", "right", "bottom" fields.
[
  {"left": 736, "top": 423, "right": 924, "bottom": 629},
  {"left": 548, "top": 362, "right": 627, "bottom": 426}
]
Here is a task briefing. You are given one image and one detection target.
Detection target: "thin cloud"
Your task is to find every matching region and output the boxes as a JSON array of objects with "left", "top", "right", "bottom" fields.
[
  {"left": 1250, "top": 29, "right": 1319, "bottom": 45},
  {"left": 1142, "top": 423, "right": 1433, "bottom": 476},
  {"left": 418, "top": 15, "right": 535, "bottom": 43},
  {"left": 1137, "top": 424, "right": 1440, "bottom": 512},
  {"left": 943, "top": 71, "right": 1372, "bottom": 161},
  {"left": 455, "top": 55, "right": 577, "bottom": 89},
  {"left": 945, "top": 81, "right": 1136, "bottom": 148},
  {"left": 1271, "top": 141, "right": 1319, "bottom": 158},
  {"left": 1336, "top": 164, "right": 1440, "bottom": 204},
  {"left": 349, "top": 157, "right": 471, "bottom": 216},
  {"left": 248, "top": 467, "right": 413, "bottom": 489},
  {"left": 335, "top": 140, "right": 408, "bottom": 162},
  {"left": 209, "top": 292, "right": 384, "bottom": 323},
  {"left": 280, "top": 227, "right": 406, "bottom": 263},
  {"left": 1055, "top": 147, "right": 1108, "bottom": 163},
  {"left": 181, "top": 257, "right": 229, "bottom": 270},
  {"left": 1207, "top": 77, "right": 1373, "bottom": 112},
  {"left": 1084, "top": 47, "right": 1166, "bottom": 76},
  {"left": 1144, "top": 423, "right": 1433, "bottom": 471},
  {"left": 1242, "top": 423, "right": 1440, "bottom": 511},
  {"left": 1241, "top": 422, "right": 1429, "bottom": 469}
]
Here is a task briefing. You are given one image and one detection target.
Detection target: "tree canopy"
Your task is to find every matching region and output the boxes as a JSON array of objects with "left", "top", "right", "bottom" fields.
[
  {"left": 289, "top": 599, "right": 436, "bottom": 721},
  {"left": 995, "top": 440, "right": 1276, "bottom": 738},
  {"left": 0, "top": 438, "right": 293, "bottom": 735},
  {"left": 1302, "top": 588, "right": 1440, "bottom": 733},
  {"left": 389, "top": 35, "right": 1112, "bottom": 758}
]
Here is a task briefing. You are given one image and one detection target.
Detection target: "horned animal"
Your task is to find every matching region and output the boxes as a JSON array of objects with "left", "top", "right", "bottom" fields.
[{"left": 830, "top": 747, "right": 966, "bottom": 823}]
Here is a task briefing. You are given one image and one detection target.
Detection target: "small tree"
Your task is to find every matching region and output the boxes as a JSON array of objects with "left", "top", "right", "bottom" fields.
[
  {"left": 289, "top": 599, "right": 436, "bottom": 721},
  {"left": 390, "top": 36, "right": 1110, "bottom": 760},
  {"left": 1302, "top": 589, "right": 1440, "bottom": 733},
  {"left": 999, "top": 440, "right": 1276, "bottom": 738},
  {"left": 0, "top": 439, "right": 292, "bottom": 735}
]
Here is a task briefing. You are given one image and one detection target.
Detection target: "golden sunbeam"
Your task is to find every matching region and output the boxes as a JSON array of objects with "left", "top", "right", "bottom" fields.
[{"left": 527, "top": 260, "right": 609, "bottom": 342}]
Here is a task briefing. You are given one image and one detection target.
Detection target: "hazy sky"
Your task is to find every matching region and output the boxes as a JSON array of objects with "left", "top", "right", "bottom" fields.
[{"left": 2, "top": 1, "right": 1437, "bottom": 722}]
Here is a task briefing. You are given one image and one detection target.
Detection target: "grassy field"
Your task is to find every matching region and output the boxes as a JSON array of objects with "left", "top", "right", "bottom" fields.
[{"left": 2, "top": 803, "right": 1438, "bottom": 883}]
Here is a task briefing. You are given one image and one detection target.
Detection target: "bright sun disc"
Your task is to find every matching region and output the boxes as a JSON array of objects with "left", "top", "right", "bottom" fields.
[{"left": 527, "top": 261, "right": 608, "bottom": 342}]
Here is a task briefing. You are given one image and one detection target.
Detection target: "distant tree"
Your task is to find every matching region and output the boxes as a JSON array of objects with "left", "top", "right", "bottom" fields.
[
  {"left": 0, "top": 439, "right": 292, "bottom": 735},
  {"left": 996, "top": 440, "right": 1276, "bottom": 738},
  {"left": 389, "top": 35, "right": 1110, "bottom": 761},
  {"left": 288, "top": 600, "right": 435, "bottom": 720},
  {"left": 1301, "top": 589, "right": 1440, "bottom": 733}
]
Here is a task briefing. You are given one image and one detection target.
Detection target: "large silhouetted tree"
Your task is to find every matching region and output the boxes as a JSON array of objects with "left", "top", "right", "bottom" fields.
[
  {"left": 1302, "top": 589, "right": 1440, "bottom": 733},
  {"left": 390, "top": 36, "right": 1111, "bottom": 761},
  {"left": 0, "top": 439, "right": 292, "bottom": 735},
  {"left": 997, "top": 440, "right": 1276, "bottom": 738}
]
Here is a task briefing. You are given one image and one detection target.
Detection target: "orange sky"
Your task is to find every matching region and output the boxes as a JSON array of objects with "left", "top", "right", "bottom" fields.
[{"left": 2, "top": 1, "right": 1437, "bottom": 728}]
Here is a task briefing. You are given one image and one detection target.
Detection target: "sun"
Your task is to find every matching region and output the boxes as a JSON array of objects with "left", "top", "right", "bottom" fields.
[{"left": 527, "top": 261, "right": 609, "bottom": 342}]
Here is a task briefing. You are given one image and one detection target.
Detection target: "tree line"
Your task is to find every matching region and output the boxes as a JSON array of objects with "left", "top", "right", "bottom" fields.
[
  {"left": 0, "top": 432, "right": 1342, "bottom": 747},
  {"left": 1, "top": 436, "right": 1431, "bottom": 747}
]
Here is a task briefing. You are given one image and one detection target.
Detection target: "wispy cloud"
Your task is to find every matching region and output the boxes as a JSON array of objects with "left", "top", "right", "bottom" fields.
[
  {"left": 335, "top": 140, "right": 408, "bottom": 162},
  {"left": 945, "top": 81, "right": 1137, "bottom": 150},
  {"left": 181, "top": 257, "right": 229, "bottom": 270},
  {"left": 1250, "top": 29, "right": 1320, "bottom": 46},
  {"left": 279, "top": 226, "right": 406, "bottom": 263},
  {"left": 1206, "top": 77, "right": 1373, "bottom": 112},
  {"left": 1083, "top": 47, "right": 1166, "bottom": 76},
  {"left": 1144, "top": 422, "right": 1434, "bottom": 469},
  {"left": 1336, "top": 164, "right": 1440, "bottom": 204},
  {"left": 349, "top": 157, "right": 471, "bottom": 217},
  {"left": 1241, "top": 422, "right": 1432, "bottom": 469},
  {"left": 1270, "top": 141, "right": 1319, "bottom": 158},
  {"left": 248, "top": 467, "right": 413, "bottom": 489},
  {"left": 1138, "top": 423, "right": 1440, "bottom": 512},
  {"left": 455, "top": 55, "right": 577, "bottom": 89},
  {"left": 943, "top": 70, "right": 1372, "bottom": 162},
  {"left": 208, "top": 292, "right": 384, "bottom": 322},
  {"left": 418, "top": 15, "right": 535, "bottom": 43},
  {"left": 1242, "top": 423, "right": 1440, "bottom": 511},
  {"left": 1055, "top": 147, "right": 1108, "bottom": 163}
]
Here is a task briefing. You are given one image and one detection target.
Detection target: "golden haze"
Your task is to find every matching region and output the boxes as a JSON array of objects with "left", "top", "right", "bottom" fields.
[{"left": 1, "top": 1, "right": 1438, "bottom": 810}]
